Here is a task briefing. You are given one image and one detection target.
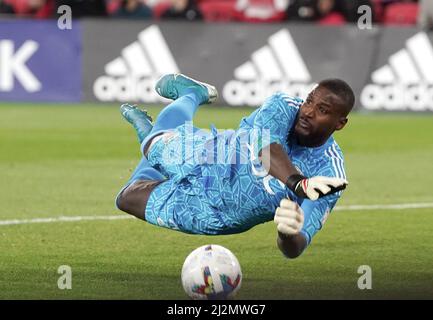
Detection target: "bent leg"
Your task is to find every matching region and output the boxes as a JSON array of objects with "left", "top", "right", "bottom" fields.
[
  {"left": 116, "top": 179, "right": 164, "bottom": 220},
  {"left": 141, "top": 92, "right": 201, "bottom": 155},
  {"left": 145, "top": 178, "right": 228, "bottom": 235},
  {"left": 115, "top": 157, "right": 165, "bottom": 220}
]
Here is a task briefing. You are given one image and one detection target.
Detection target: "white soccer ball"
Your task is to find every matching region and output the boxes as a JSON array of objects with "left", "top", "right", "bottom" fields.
[{"left": 181, "top": 244, "right": 242, "bottom": 300}]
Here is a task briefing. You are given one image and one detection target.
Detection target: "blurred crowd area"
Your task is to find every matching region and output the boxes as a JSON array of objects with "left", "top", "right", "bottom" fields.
[{"left": 0, "top": 0, "right": 431, "bottom": 28}]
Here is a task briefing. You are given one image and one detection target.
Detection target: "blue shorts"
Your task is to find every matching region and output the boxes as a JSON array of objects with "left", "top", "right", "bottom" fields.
[
  {"left": 134, "top": 124, "right": 273, "bottom": 235},
  {"left": 142, "top": 126, "right": 233, "bottom": 234},
  {"left": 144, "top": 178, "right": 233, "bottom": 235},
  {"left": 145, "top": 126, "right": 250, "bottom": 235}
]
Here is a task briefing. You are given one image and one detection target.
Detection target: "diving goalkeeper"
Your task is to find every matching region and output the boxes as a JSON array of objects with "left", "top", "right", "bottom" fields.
[{"left": 116, "top": 74, "right": 353, "bottom": 258}]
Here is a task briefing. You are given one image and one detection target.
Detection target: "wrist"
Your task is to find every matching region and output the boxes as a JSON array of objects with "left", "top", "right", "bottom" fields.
[
  {"left": 285, "top": 174, "right": 306, "bottom": 194},
  {"left": 278, "top": 231, "right": 298, "bottom": 240}
]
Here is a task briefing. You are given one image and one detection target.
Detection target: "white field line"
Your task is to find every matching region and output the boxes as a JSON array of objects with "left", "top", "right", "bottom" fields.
[
  {"left": 0, "top": 202, "right": 433, "bottom": 227},
  {"left": 0, "top": 215, "right": 133, "bottom": 226},
  {"left": 334, "top": 202, "right": 433, "bottom": 211}
]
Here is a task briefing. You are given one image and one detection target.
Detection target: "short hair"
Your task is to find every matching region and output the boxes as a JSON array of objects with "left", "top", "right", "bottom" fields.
[{"left": 318, "top": 79, "right": 355, "bottom": 114}]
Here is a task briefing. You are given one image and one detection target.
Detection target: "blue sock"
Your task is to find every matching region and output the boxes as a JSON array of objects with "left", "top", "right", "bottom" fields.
[
  {"left": 141, "top": 92, "right": 200, "bottom": 152},
  {"left": 153, "top": 91, "right": 200, "bottom": 132}
]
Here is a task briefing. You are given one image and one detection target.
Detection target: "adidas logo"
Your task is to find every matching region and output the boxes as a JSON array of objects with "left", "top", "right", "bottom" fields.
[
  {"left": 223, "top": 29, "right": 315, "bottom": 106},
  {"left": 93, "top": 25, "right": 179, "bottom": 103},
  {"left": 361, "top": 32, "right": 433, "bottom": 111}
]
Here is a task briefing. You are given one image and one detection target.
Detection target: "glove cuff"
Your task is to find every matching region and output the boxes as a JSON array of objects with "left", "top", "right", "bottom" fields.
[{"left": 285, "top": 174, "right": 306, "bottom": 195}]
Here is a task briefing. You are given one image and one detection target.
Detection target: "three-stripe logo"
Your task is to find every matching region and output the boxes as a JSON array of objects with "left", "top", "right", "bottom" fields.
[
  {"left": 361, "top": 32, "right": 433, "bottom": 111},
  {"left": 93, "top": 25, "right": 179, "bottom": 103},
  {"left": 223, "top": 29, "right": 316, "bottom": 107}
]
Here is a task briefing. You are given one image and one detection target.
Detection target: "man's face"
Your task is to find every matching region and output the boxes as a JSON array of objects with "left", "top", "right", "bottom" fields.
[{"left": 294, "top": 86, "right": 348, "bottom": 147}]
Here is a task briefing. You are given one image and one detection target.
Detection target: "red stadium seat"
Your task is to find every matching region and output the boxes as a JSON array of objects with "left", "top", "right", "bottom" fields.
[
  {"left": 4, "top": 0, "right": 54, "bottom": 18},
  {"left": 384, "top": 2, "right": 419, "bottom": 25},
  {"left": 152, "top": 1, "right": 172, "bottom": 18},
  {"left": 318, "top": 12, "right": 346, "bottom": 25},
  {"left": 371, "top": 0, "right": 385, "bottom": 23},
  {"left": 234, "top": 0, "right": 287, "bottom": 23},
  {"left": 106, "top": 0, "right": 121, "bottom": 15},
  {"left": 236, "top": 11, "right": 286, "bottom": 23},
  {"left": 199, "top": 1, "right": 237, "bottom": 22}
]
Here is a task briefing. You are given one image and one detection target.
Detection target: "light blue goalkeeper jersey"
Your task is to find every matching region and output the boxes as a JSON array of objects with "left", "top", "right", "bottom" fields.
[
  {"left": 235, "top": 93, "right": 346, "bottom": 244},
  {"left": 145, "top": 93, "right": 346, "bottom": 245}
]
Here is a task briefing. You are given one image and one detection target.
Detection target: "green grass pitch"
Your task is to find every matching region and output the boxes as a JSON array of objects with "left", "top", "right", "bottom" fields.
[{"left": 0, "top": 103, "right": 432, "bottom": 299}]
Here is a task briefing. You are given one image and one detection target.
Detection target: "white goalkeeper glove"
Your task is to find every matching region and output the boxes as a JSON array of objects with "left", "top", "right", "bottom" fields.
[
  {"left": 286, "top": 174, "right": 348, "bottom": 201},
  {"left": 274, "top": 199, "right": 304, "bottom": 236}
]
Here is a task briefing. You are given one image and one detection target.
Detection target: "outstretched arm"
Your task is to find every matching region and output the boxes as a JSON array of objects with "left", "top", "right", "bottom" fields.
[
  {"left": 274, "top": 199, "right": 307, "bottom": 259},
  {"left": 274, "top": 192, "right": 343, "bottom": 259},
  {"left": 260, "top": 143, "right": 348, "bottom": 200},
  {"left": 277, "top": 233, "right": 307, "bottom": 259},
  {"left": 259, "top": 143, "right": 299, "bottom": 184}
]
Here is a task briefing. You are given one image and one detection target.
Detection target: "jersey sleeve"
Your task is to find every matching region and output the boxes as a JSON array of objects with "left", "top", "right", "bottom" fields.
[
  {"left": 250, "top": 93, "right": 300, "bottom": 158},
  {"left": 299, "top": 142, "right": 347, "bottom": 245},
  {"left": 299, "top": 194, "right": 339, "bottom": 245}
]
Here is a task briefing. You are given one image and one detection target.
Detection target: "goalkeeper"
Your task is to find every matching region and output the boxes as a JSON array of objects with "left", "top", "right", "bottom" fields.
[{"left": 116, "top": 74, "right": 353, "bottom": 258}]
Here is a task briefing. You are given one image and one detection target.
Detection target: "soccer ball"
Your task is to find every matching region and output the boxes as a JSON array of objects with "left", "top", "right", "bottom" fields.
[{"left": 181, "top": 244, "right": 242, "bottom": 300}]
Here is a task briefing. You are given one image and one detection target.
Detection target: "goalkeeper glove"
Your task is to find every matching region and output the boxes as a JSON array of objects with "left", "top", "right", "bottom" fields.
[
  {"left": 286, "top": 174, "right": 348, "bottom": 201},
  {"left": 274, "top": 199, "right": 304, "bottom": 236}
]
